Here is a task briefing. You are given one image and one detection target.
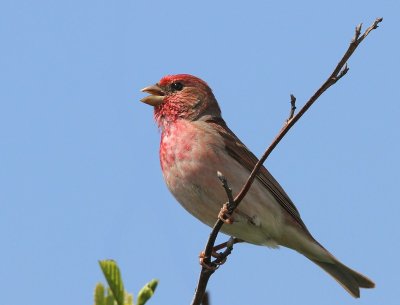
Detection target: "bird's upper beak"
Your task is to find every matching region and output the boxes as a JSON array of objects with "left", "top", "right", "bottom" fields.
[{"left": 140, "top": 84, "right": 165, "bottom": 106}]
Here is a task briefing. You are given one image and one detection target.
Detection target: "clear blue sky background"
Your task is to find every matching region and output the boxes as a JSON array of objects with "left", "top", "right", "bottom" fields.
[{"left": 1, "top": 1, "right": 398, "bottom": 305}]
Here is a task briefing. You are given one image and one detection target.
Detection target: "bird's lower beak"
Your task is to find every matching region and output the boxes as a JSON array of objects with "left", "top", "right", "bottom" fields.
[{"left": 140, "top": 84, "right": 165, "bottom": 106}]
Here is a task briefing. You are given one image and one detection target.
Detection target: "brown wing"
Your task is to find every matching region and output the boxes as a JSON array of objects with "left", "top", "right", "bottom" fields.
[{"left": 206, "top": 117, "right": 310, "bottom": 233}]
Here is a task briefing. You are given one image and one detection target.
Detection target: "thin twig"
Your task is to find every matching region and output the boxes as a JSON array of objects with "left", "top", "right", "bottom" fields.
[
  {"left": 192, "top": 237, "right": 236, "bottom": 305},
  {"left": 190, "top": 17, "right": 382, "bottom": 305},
  {"left": 234, "top": 18, "right": 382, "bottom": 207},
  {"left": 191, "top": 174, "right": 238, "bottom": 305},
  {"left": 287, "top": 94, "right": 297, "bottom": 122},
  {"left": 200, "top": 172, "right": 235, "bottom": 269},
  {"left": 217, "top": 171, "right": 234, "bottom": 206}
]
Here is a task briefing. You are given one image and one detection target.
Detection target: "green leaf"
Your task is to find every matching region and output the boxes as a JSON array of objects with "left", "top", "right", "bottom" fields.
[
  {"left": 137, "top": 279, "right": 158, "bottom": 305},
  {"left": 94, "top": 283, "right": 105, "bottom": 305},
  {"left": 99, "top": 260, "right": 125, "bottom": 305},
  {"left": 105, "top": 291, "right": 116, "bottom": 305},
  {"left": 125, "top": 293, "right": 134, "bottom": 305}
]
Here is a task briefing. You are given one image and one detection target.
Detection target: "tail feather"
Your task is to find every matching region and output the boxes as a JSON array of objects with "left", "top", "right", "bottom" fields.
[
  {"left": 311, "top": 258, "right": 375, "bottom": 298},
  {"left": 281, "top": 223, "right": 374, "bottom": 297}
]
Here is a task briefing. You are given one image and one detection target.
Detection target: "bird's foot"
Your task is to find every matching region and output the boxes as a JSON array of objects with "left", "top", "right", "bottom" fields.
[
  {"left": 218, "top": 203, "right": 234, "bottom": 224},
  {"left": 198, "top": 238, "right": 242, "bottom": 269},
  {"left": 199, "top": 251, "right": 222, "bottom": 270}
]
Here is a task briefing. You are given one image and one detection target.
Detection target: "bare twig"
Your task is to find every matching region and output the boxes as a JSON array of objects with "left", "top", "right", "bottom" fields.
[
  {"left": 234, "top": 18, "right": 382, "bottom": 207},
  {"left": 191, "top": 173, "right": 238, "bottom": 305},
  {"left": 201, "top": 292, "right": 210, "bottom": 305},
  {"left": 287, "top": 94, "right": 297, "bottom": 122},
  {"left": 217, "top": 171, "right": 234, "bottom": 203},
  {"left": 199, "top": 172, "right": 236, "bottom": 270},
  {"left": 193, "top": 237, "right": 236, "bottom": 305},
  {"left": 191, "top": 17, "right": 382, "bottom": 305}
]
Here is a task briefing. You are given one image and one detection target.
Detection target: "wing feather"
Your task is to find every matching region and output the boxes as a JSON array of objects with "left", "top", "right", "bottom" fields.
[{"left": 206, "top": 117, "right": 310, "bottom": 233}]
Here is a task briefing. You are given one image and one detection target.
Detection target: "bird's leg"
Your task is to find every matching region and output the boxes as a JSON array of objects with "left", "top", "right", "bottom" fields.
[
  {"left": 213, "top": 238, "right": 243, "bottom": 252},
  {"left": 218, "top": 203, "right": 234, "bottom": 224}
]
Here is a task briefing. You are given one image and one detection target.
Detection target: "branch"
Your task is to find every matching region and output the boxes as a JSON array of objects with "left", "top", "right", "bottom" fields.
[
  {"left": 201, "top": 292, "right": 210, "bottom": 305},
  {"left": 191, "top": 174, "right": 237, "bottom": 305},
  {"left": 190, "top": 17, "right": 383, "bottom": 305},
  {"left": 234, "top": 17, "right": 382, "bottom": 206}
]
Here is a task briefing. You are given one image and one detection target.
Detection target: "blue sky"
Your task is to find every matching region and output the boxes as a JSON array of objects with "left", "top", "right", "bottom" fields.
[{"left": 1, "top": 1, "right": 399, "bottom": 305}]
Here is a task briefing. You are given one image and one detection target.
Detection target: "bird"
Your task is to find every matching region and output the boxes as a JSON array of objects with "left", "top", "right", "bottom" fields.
[{"left": 140, "top": 74, "right": 375, "bottom": 297}]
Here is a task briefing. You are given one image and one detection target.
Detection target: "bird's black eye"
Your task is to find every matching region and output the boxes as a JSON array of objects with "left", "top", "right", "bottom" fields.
[{"left": 171, "top": 82, "right": 183, "bottom": 91}]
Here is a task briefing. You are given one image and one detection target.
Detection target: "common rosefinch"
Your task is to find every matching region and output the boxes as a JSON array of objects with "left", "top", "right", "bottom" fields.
[{"left": 140, "top": 74, "right": 374, "bottom": 297}]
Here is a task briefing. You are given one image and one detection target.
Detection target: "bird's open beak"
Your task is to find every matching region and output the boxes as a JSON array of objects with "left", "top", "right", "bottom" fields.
[{"left": 140, "top": 84, "right": 165, "bottom": 106}]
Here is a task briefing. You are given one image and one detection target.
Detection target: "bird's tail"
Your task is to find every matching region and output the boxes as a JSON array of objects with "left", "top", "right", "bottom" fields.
[{"left": 309, "top": 256, "right": 375, "bottom": 298}]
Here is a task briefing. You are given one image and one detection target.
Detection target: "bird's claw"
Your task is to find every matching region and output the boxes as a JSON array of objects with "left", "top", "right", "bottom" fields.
[
  {"left": 211, "top": 252, "right": 227, "bottom": 265},
  {"left": 199, "top": 251, "right": 219, "bottom": 270},
  {"left": 218, "top": 203, "right": 234, "bottom": 224}
]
